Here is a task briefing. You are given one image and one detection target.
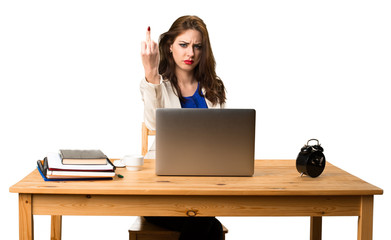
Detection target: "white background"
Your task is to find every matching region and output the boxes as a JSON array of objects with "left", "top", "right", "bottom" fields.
[{"left": 1, "top": 0, "right": 390, "bottom": 239}]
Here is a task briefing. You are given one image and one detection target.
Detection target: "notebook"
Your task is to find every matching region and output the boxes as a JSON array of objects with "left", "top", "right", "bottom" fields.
[{"left": 155, "top": 108, "right": 256, "bottom": 176}]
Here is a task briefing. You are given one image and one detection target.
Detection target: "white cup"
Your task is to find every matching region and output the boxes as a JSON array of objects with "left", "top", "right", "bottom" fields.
[{"left": 122, "top": 155, "right": 144, "bottom": 171}]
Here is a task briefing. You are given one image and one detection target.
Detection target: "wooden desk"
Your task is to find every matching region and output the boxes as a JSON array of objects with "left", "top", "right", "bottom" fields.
[{"left": 10, "top": 159, "right": 383, "bottom": 240}]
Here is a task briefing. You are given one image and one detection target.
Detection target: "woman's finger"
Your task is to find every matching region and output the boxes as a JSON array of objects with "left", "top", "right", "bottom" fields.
[
  {"left": 141, "top": 41, "right": 147, "bottom": 55},
  {"left": 146, "top": 26, "right": 151, "bottom": 43},
  {"left": 151, "top": 40, "right": 158, "bottom": 53}
]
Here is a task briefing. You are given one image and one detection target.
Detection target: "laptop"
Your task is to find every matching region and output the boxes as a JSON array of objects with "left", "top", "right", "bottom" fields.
[{"left": 155, "top": 108, "right": 256, "bottom": 176}]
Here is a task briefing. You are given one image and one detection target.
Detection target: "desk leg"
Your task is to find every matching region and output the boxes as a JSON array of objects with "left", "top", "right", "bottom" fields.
[
  {"left": 51, "top": 215, "right": 62, "bottom": 240},
  {"left": 19, "top": 194, "right": 33, "bottom": 240},
  {"left": 310, "top": 216, "right": 322, "bottom": 240},
  {"left": 358, "top": 195, "right": 374, "bottom": 240}
]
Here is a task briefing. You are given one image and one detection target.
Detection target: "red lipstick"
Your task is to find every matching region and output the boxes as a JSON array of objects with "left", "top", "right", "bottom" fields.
[{"left": 184, "top": 60, "right": 194, "bottom": 65}]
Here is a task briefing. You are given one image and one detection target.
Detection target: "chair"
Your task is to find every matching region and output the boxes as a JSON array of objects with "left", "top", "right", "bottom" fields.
[
  {"left": 141, "top": 122, "right": 156, "bottom": 156},
  {"left": 130, "top": 123, "right": 228, "bottom": 240},
  {"left": 129, "top": 216, "right": 229, "bottom": 240}
]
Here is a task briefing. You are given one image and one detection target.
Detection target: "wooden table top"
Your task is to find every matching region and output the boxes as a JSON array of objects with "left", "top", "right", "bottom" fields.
[{"left": 9, "top": 160, "right": 383, "bottom": 196}]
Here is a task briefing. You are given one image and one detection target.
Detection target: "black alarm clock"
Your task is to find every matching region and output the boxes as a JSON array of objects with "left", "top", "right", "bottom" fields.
[{"left": 296, "top": 139, "right": 326, "bottom": 177}]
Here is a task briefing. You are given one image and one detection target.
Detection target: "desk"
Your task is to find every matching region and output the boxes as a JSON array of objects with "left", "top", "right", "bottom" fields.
[{"left": 10, "top": 159, "right": 383, "bottom": 240}]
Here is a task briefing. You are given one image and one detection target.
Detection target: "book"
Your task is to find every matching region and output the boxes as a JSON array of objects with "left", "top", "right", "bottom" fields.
[
  {"left": 47, "top": 152, "right": 115, "bottom": 171},
  {"left": 46, "top": 170, "right": 115, "bottom": 178},
  {"left": 37, "top": 165, "right": 113, "bottom": 181},
  {"left": 37, "top": 152, "right": 116, "bottom": 181},
  {"left": 60, "top": 149, "right": 108, "bottom": 165}
]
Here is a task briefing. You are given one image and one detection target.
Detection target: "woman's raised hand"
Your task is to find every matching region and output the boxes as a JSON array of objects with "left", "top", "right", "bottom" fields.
[{"left": 141, "top": 26, "right": 160, "bottom": 84}]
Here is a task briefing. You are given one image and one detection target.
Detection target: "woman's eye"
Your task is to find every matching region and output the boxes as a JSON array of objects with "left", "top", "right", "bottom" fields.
[
  {"left": 179, "top": 43, "right": 187, "bottom": 48},
  {"left": 194, "top": 45, "right": 202, "bottom": 50}
]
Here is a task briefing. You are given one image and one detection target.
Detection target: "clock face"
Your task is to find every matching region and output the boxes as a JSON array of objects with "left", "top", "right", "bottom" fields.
[
  {"left": 310, "top": 151, "right": 325, "bottom": 166},
  {"left": 296, "top": 148, "right": 326, "bottom": 178},
  {"left": 306, "top": 151, "right": 326, "bottom": 177}
]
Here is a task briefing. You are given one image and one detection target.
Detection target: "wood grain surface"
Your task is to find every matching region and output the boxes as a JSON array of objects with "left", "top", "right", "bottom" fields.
[{"left": 10, "top": 160, "right": 383, "bottom": 196}]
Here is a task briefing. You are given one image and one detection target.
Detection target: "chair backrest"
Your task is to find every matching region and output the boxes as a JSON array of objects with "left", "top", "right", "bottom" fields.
[{"left": 141, "top": 122, "right": 156, "bottom": 156}]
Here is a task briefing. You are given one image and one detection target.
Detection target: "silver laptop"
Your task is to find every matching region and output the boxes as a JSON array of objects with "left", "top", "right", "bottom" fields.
[{"left": 156, "top": 109, "right": 256, "bottom": 176}]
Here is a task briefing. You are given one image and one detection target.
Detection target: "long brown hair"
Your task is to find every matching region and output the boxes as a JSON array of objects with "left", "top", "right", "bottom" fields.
[{"left": 158, "top": 15, "right": 226, "bottom": 105}]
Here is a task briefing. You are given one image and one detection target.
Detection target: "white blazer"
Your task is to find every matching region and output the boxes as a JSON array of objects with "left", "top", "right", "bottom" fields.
[{"left": 140, "top": 76, "right": 225, "bottom": 131}]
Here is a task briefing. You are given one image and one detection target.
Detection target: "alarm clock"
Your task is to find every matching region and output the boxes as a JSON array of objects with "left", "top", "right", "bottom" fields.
[{"left": 296, "top": 139, "right": 326, "bottom": 177}]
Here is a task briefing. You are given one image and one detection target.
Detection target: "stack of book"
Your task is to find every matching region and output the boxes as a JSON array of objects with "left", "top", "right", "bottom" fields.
[{"left": 37, "top": 150, "right": 116, "bottom": 181}]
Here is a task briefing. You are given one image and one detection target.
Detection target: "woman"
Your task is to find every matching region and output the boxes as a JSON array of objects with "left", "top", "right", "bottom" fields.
[
  {"left": 140, "top": 15, "right": 226, "bottom": 240},
  {"left": 140, "top": 15, "right": 226, "bottom": 130}
]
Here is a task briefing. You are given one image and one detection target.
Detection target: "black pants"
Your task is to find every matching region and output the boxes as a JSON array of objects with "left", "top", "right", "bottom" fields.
[{"left": 144, "top": 216, "right": 224, "bottom": 240}]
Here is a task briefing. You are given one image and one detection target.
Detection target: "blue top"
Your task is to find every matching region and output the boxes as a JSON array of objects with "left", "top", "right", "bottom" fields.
[{"left": 180, "top": 82, "right": 208, "bottom": 108}]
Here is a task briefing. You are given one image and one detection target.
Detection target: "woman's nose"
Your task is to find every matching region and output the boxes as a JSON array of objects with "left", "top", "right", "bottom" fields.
[{"left": 187, "top": 46, "right": 194, "bottom": 57}]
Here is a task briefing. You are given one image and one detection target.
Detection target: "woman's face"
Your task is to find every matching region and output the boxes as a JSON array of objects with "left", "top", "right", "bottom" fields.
[{"left": 170, "top": 29, "right": 202, "bottom": 74}]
